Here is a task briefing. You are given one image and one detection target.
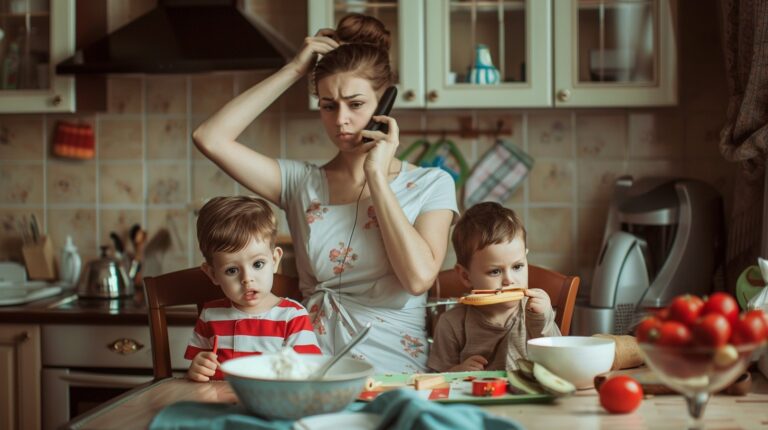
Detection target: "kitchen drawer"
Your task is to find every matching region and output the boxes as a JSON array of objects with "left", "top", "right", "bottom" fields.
[{"left": 42, "top": 324, "right": 192, "bottom": 370}]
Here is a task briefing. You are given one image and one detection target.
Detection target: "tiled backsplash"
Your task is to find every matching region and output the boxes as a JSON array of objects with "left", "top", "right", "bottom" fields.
[{"left": 0, "top": 0, "right": 733, "bottom": 284}]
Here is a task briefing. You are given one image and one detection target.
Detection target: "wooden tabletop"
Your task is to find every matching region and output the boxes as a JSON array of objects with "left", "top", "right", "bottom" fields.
[{"left": 65, "top": 373, "right": 768, "bottom": 430}]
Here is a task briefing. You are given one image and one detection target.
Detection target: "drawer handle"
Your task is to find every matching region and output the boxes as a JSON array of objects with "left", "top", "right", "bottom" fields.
[{"left": 108, "top": 338, "right": 144, "bottom": 355}]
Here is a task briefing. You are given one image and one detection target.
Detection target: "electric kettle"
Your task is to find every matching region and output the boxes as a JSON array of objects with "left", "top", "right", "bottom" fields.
[{"left": 77, "top": 246, "right": 134, "bottom": 298}]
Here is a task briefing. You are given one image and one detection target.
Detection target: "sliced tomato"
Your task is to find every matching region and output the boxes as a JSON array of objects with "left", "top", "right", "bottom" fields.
[
  {"left": 635, "top": 316, "right": 663, "bottom": 343},
  {"left": 668, "top": 294, "right": 705, "bottom": 326},
  {"left": 692, "top": 313, "right": 732, "bottom": 347},
  {"left": 702, "top": 292, "right": 740, "bottom": 326},
  {"left": 599, "top": 376, "right": 644, "bottom": 414},
  {"left": 656, "top": 321, "right": 692, "bottom": 347},
  {"left": 731, "top": 310, "right": 768, "bottom": 345}
]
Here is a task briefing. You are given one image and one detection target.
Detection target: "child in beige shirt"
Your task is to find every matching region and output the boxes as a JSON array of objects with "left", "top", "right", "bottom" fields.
[{"left": 427, "top": 202, "right": 560, "bottom": 372}]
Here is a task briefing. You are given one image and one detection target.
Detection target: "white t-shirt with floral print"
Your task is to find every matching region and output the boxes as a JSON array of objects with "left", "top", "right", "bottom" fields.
[{"left": 278, "top": 159, "right": 458, "bottom": 373}]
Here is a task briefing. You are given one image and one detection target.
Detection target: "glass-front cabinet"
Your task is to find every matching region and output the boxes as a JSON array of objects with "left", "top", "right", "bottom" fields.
[
  {"left": 0, "top": 0, "right": 75, "bottom": 112},
  {"left": 553, "top": 0, "right": 677, "bottom": 106},
  {"left": 308, "top": 0, "right": 676, "bottom": 108}
]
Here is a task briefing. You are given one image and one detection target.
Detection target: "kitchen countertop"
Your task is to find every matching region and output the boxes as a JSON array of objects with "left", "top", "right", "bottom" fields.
[{"left": 0, "top": 288, "right": 197, "bottom": 326}]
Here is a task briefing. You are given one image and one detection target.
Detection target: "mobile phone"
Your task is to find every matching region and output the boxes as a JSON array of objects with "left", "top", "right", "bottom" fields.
[{"left": 362, "top": 86, "right": 397, "bottom": 142}]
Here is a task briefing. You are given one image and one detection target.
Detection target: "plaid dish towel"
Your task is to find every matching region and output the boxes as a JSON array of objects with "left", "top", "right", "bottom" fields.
[{"left": 463, "top": 140, "right": 533, "bottom": 208}]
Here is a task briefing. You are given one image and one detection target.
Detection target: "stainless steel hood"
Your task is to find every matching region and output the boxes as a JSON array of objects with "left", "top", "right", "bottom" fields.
[{"left": 57, "top": 0, "right": 289, "bottom": 75}]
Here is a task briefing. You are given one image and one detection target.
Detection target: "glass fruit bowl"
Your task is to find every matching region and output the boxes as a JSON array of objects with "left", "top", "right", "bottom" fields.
[{"left": 638, "top": 341, "right": 766, "bottom": 427}]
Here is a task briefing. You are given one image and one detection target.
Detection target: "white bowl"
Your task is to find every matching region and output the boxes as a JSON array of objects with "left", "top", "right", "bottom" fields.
[
  {"left": 221, "top": 354, "right": 374, "bottom": 420},
  {"left": 527, "top": 336, "right": 615, "bottom": 389}
]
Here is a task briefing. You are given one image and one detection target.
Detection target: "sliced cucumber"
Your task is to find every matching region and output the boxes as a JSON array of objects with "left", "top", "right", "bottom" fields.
[
  {"left": 516, "top": 358, "right": 535, "bottom": 380},
  {"left": 507, "top": 370, "right": 545, "bottom": 395},
  {"left": 533, "top": 362, "right": 576, "bottom": 396}
]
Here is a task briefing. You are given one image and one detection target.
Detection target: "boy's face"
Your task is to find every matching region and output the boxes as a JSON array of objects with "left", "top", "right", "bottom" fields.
[
  {"left": 457, "top": 234, "right": 528, "bottom": 294},
  {"left": 201, "top": 235, "right": 283, "bottom": 313}
]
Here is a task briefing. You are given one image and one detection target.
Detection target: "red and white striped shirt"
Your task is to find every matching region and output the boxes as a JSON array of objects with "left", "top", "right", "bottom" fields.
[{"left": 184, "top": 297, "right": 322, "bottom": 380}]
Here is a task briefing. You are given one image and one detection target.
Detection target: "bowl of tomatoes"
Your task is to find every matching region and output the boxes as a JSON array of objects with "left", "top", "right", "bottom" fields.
[{"left": 635, "top": 292, "right": 767, "bottom": 423}]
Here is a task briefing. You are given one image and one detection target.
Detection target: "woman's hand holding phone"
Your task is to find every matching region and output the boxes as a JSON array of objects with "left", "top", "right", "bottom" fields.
[{"left": 362, "top": 115, "right": 400, "bottom": 179}]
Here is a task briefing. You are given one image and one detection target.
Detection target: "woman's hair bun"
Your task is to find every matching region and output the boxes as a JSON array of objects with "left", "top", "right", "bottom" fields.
[{"left": 335, "top": 13, "right": 391, "bottom": 52}]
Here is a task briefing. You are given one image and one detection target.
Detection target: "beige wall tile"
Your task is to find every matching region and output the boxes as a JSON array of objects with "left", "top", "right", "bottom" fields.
[
  {"left": 627, "top": 160, "right": 680, "bottom": 181},
  {"left": 0, "top": 116, "right": 44, "bottom": 160},
  {"left": 0, "top": 209, "right": 44, "bottom": 261},
  {"left": 146, "top": 118, "right": 188, "bottom": 159},
  {"left": 684, "top": 112, "right": 725, "bottom": 159},
  {"left": 528, "top": 112, "right": 573, "bottom": 157},
  {"left": 577, "top": 160, "right": 626, "bottom": 204},
  {"left": 146, "top": 76, "right": 187, "bottom": 114},
  {"left": 577, "top": 205, "right": 609, "bottom": 268},
  {"left": 241, "top": 114, "right": 281, "bottom": 159},
  {"left": 100, "top": 163, "right": 144, "bottom": 204},
  {"left": 285, "top": 116, "right": 336, "bottom": 161},
  {"left": 147, "top": 162, "right": 188, "bottom": 204},
  {"left": 503, "top": 185, "right": 525, "bottom": 206},
  {"left": 576, "top": 113, "right": 627, "bottom": 159},
  {"left": 46, "top": 209, "right": 98, "bottom": 261},
  {"left": 99, "top": 119, "right": 143, "bottom": 159},
  {"left": 0, "top": 164, "right": 44, "bottom": 204},
  {"left": 529, "top": 159, "right": 574, "bottom": 203},
  {"left": 47, "top": 160, "right": 96, "bottom": 204},
  {"left": 100, "top": 209, "right": 143, "bottom": 254},
  {"left": 628, "top": 112, "right": 683, "bottom": 159},
  {"left": 147, "top": 208, "right": 190, "bottom": 257},
  {"left": 526, "top": 207, "right": 572, "bottom": 254},
  {"left": 108, "top": 77, "right": 143, "bottom": 114},
  {"left": 191, "top": 74, "right": 234, "bottom": 116},
  {"left": 192, "top": 161, "right": 236, "bottom": 201},
  {"left": 528, "top": 252, "right": 574, "bottom": 277}
]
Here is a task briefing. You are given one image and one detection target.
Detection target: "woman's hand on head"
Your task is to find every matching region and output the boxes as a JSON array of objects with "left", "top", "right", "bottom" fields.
[
  {"left": 524, "top": 288, "right": 552, "bottom": 315},
  {"left": 288, "top": 29, "right": 339, "bottom": 76},
  {"left": 360, "top": 115, "right": 400, "bottom": 179}
]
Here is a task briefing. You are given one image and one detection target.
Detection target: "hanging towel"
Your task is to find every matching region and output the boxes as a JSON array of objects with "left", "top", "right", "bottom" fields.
[{"left": 463, "top": 140, "right": 534, "bottom": 209}]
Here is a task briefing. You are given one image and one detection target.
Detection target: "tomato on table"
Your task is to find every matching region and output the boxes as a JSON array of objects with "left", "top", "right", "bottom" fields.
[
  {"left": 599, "top": 375, "right": 644, "bottom": 414},
  {"left": 668, "top": 294, "right": 704, "bottom": 326}
]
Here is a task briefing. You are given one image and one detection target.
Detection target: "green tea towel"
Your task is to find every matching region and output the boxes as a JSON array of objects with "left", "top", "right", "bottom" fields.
[{"left": 149, "top": 388, "right": 523, "bottom": 430}]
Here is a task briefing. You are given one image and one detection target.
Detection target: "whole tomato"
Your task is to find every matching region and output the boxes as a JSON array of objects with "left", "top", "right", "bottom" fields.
[
  {"left": 731, "top": 310, "right": 768, "bottom": 345},
  {"left": 668, "top": 294, "right": 705, "bottom": 326},
  {"left": 635, "top": 316, "right": 662, "bottom": 343},
  {"left": 599, "top": 375, "right": 644, "bottom": 414},
  {"left": 692, "top": 313, "right": 732, "bottom": 347},
  {"left": 656, "top": 321, "right": 692, "bottom": 347},
  {"left": 702, "top": 292, "right": 740, "bottom": 326}
]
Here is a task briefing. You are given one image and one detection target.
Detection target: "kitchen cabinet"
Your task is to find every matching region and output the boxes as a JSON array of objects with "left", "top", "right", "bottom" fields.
[
  {"left": 308, "top": 0, "right": 676, "bottom": 108},
  {"left": 0, "top": 0, "right": 75, "bottom": 113},
  {"left": 0, "top": 324, "right": 41, "bottom": 430}
]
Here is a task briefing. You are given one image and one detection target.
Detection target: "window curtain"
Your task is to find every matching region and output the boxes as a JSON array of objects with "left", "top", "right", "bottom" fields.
[{"left": 718, "top": 0, "right": 768, "bottom": 290}]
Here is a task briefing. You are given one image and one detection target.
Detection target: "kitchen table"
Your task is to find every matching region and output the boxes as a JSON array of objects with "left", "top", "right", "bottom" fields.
[{"left": 64, "top": 372, "right": 768, "bottom": 430}]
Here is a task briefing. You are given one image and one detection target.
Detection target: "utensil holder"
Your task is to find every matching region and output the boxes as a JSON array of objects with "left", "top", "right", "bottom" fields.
[{"left": 22, "top": 235, "right": 57, "bottom": 280}]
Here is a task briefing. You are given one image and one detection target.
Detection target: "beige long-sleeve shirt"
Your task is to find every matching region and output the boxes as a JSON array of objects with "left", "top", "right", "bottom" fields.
[{"left": 427, "top": 297, "right": 560, "bottom": 372}]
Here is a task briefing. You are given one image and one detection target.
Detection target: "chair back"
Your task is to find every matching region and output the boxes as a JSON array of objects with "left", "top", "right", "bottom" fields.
[
  {"left": 144, "top": 267, "right": 300, "bottom": 380},
  {"left": 427, "top": 264, "right": 580, "bottom": 335}
]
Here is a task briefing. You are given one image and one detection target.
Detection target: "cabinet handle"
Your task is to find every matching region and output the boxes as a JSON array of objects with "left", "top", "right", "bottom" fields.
[
  {"left": 107, "top": 338, "right": 144, "bottom": 355},
  {"left": 427, "top": 90, "right": 439, "bottom": 103},
  {"left": 52, "top": 95, "right": 62, "bottom": 106},
  {"left": 403, "top": 90, "right": 415, "bottom": 102},
  {"left": 556, "top": 89, "right": 571, "bottom": 102}
]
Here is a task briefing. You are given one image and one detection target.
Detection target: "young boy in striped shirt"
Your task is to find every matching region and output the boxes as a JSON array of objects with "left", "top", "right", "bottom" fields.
[{"left": 185, "top": 196, "right": 321, "bottom": 382}]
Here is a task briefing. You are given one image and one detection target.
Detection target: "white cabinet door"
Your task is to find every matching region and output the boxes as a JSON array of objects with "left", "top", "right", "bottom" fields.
[
  {"left": 424, "top": 0, "right": 552, "bottom": 108},
  {"left": 553, "top": 0, "right": 677, "bottom": 107},
  {"left": 0, "top": 0, "right": 75, "bottom": 113}
]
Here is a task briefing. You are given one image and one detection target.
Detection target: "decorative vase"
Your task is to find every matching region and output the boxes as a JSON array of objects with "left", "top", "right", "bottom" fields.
[{"left": 467, "top": 44, "right": 500, "bottom": 85}]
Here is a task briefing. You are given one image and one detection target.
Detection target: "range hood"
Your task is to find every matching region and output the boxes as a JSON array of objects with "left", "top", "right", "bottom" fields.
[{"left": 57, "top": 0, "right": 290, "bottom": 75}]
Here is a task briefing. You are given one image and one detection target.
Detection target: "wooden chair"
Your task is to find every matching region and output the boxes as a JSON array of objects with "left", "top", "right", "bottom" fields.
[
  {"left": 143, "top": 267, "right": 301, "bottom": 380},
  {"left": 427, "top": 265, "right": 580, "bottom": 335}
]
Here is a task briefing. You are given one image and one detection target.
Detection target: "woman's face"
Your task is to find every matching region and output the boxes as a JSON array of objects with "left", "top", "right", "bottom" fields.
[{"left": 317, "top": 72, "right": 379, "bottom": 152}]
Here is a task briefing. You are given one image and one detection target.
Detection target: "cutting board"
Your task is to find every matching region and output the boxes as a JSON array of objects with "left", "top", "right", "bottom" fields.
[{"left": 358, "top": 370, "right": 554, "bottom": 405}]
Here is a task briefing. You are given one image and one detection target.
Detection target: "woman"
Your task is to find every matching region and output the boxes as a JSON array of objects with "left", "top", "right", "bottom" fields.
[{"left": 193, "top": 14, "right": 457, "bottom": 373}]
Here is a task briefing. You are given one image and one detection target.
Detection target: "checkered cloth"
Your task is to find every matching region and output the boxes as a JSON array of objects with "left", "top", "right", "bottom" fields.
[{"left": 463, "top": 140, "right": 534, "bottom": 208}]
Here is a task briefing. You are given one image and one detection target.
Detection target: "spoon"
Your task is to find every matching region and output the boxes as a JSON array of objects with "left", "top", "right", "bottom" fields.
[{"left": 311, "top": 322, "right": 371, "bottom": 380}]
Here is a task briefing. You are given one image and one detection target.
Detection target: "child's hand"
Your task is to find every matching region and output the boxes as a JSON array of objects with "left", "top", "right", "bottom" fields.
[
  {"left": 449, "top": 355, "right": 488, "bottom": 372},
  {"left": 187, "top": 351, "right": 219, "bottom": 382},
  {"left": 524, "top": 288, "right": 552, "bottom": 314}
]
